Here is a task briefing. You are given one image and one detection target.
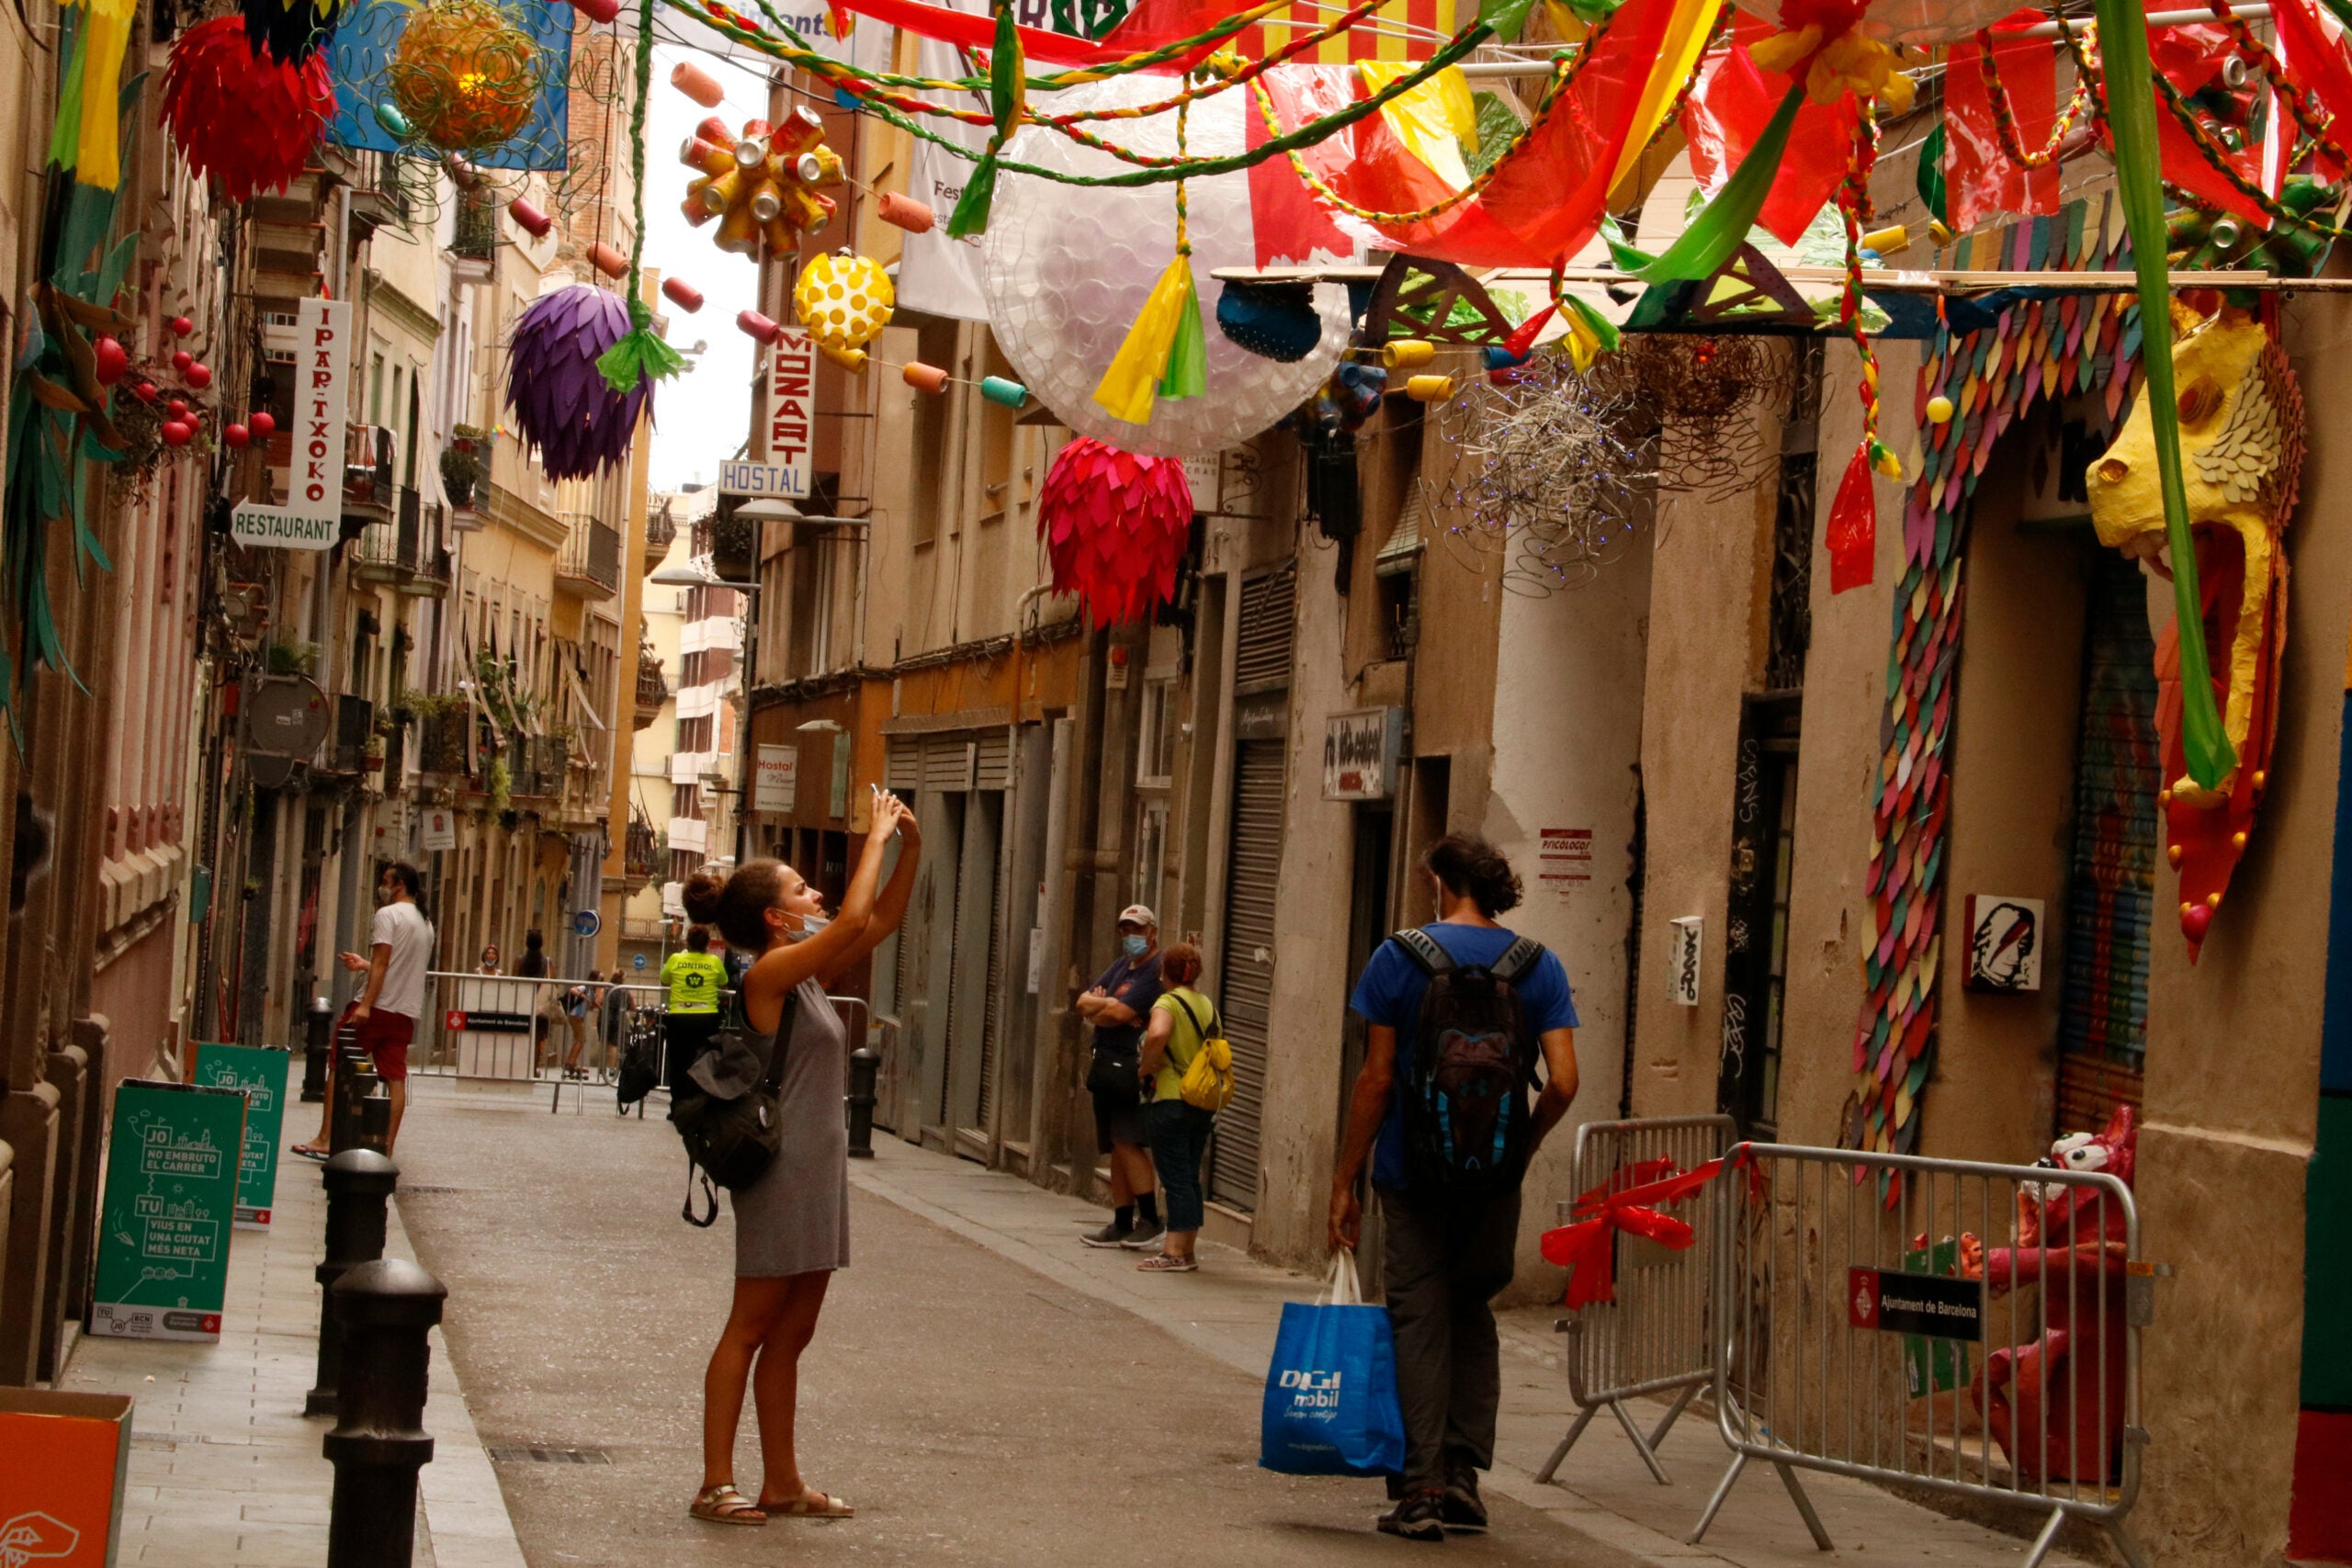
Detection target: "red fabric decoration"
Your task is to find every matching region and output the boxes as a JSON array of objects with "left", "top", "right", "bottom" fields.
[
  {"left": 1941, "top": 12, "right": 2061, "bottom": 231},
  {"left": 1540, "top": 1155, "right": 1746, "bottom": 1310},
  {"left": 1248, "top": 0, "right": 1680, "bottom": 266},
  {"left": 2145, "top": 22, "right": 2272, "bottom": 225},
  {"left": 1680, "top": 16, "right": 1857, "bottom": 247},
  {"left": 2275, "top": 0, "right": 2352, "bottom": 181},
  {"left": 1036, "top": 437, "right": 1193, "bottom": 627},
  {"left": 1826, "top": 441, "right": 1877, "bottom": 595},
  {"left": 162, "top": 16, "right": 333, "bottom": 205}
]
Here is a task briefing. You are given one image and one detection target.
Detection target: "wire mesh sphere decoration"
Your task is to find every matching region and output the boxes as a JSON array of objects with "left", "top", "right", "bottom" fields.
[
  {"left": 1611, "top": 333, "right": 1778, "bottom": 501},
  {"left": 386, "top": 0, "right": 542, "bottom": 153},
  {"left": 980, "top": 77, "right": 1351, "bottom": 457},
  {"left": 1442, "top": 344, "right": 1663, "bottom": 595}
]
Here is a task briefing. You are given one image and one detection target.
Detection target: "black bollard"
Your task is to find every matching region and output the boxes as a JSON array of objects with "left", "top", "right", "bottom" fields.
[
  {"left": 846, "top": 1043, "right": 880, "bottom": 1158},
  {"left": 324, "top": 1258, "right": 447, "bottom": 1568},
  {"left": 332, "top": 1062, "right": 379, "bottom": 1155},
  {"left": 307, "top": 1149, "right": 398, "bottom": 1417},
  {"left": 303, "top": 997, "right": 334, "bottom": 1103},
  {"left": 358, "top": 1094, "right": 392, "bottom": 1154}
]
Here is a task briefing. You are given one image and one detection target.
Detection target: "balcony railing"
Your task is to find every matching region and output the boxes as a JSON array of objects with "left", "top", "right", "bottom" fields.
[
  {"left": 350, "top": 490, "right": 452, "bottom": 596},
  {"left": 555, "top": 517, "right": 622, "bottom": 599},
  {"left": 344, "top": 425, "right": 395, "bottom": 513},
  {"left": 452, "top": 192, "right": 497, "bottom": 264},
  {"left": 624, "top": 819, "right": 660, "bottom": 883}
]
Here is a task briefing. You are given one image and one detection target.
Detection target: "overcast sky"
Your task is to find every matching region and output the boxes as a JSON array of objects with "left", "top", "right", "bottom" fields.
[{"left": 642, "top": 40, "right": 766, "bottom": 491}]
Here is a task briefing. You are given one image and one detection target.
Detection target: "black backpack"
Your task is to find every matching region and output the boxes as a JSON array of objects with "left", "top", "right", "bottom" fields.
[
  {"left": 1392, "top": 928, "right": 1545, "bottom": 1192},
  {"left": 670, "top": 986, "right": 798, "bottom": 1225}
]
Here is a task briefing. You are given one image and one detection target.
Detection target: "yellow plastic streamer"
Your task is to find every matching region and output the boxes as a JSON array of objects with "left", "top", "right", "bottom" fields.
[
  {"left": 1092, "top": 252, "right": 1198, "bottom": 423},
  {"left": 1606, "top": 0, "right": 1722, "bottom": 190},
  {"left": 72, "top": 0, "right": 139, "bottom": 188},
  {"left": 1359, "top": 61, "right": 1476, "bottom": 190}
]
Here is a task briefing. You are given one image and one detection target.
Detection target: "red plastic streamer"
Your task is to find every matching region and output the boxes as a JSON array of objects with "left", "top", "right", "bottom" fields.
[
  {"left": 1943, "top": 13, "right": 2062, "bottom": 231},
  {"left": 1825, "top": 440, "right": 1878, "bottom": 595},
  {"left": 1679, "top": 16, "right": 1855, "bottom": 247},
  {"left": 1539, "top": 1153, "right": 1748, "bottom": 1310}
]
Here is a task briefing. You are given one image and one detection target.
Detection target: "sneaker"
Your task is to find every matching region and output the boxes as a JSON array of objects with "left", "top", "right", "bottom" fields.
[
  {"left": 1080, "top": 1221, "right": 1133, "bottom": 1248},
  {"left": 1377, "top": 1491, "right": 1448, "bottom": 1542},
  {"left": 1136, "top": 1252, "right": 1197, "bottom": 1272},
  {"left": 1120, "top": 1220, "right": 1167, "bottom": 1251},
  {"left": 1441, "top": 1481, "right": 1488, "bottom": 1533}
]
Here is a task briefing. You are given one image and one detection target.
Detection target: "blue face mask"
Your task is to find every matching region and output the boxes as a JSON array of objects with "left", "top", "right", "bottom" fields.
[{"left": 1122, "top": 933, "right": 1149, "bottom": 957}]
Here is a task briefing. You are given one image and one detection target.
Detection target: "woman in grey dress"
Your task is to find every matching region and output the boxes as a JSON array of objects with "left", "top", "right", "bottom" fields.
[{"left": 679, "top": 788, "right": 919, "bottom": 1527}]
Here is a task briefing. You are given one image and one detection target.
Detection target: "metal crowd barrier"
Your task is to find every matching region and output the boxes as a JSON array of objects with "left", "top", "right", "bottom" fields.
[
  {"left": 1693, "top": 1142, "right": 2149, "bottom": 1568},
  {"left": 1535, "top": 1114, "right": 1736, "bottom": 1487}
]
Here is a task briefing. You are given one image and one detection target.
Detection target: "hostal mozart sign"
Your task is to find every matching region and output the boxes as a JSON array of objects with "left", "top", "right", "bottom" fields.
[{"left": 231, "top": 298, "right": 351, "bottom": 551}]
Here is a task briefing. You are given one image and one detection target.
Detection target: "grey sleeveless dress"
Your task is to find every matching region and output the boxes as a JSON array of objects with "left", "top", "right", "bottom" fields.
[{"left": 729, "top": 977, "right": 851, "bottom": 1277}]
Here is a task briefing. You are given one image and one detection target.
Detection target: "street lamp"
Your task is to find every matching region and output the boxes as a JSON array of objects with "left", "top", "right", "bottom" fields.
[{"left": 650, "top": 558, "right": 762, "bottom": 866}]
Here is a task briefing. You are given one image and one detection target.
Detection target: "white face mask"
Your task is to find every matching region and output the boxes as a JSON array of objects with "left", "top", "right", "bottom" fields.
[{"left": 794, "top": 913, "right": 829, "bottom": 940}]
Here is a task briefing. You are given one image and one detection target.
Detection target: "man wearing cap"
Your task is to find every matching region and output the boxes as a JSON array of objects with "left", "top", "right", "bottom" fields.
[{"left": 1073, "top": 904, "right": 1165, "bottom": 1248}]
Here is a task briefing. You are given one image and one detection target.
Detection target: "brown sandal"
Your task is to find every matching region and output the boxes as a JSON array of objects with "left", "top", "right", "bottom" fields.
[
  {"left": 689, "top": 1483, "right": 766, "bottom": 1525},
  {"left": 760, "top": 1485, "right": 854, "bottom": 1518}
]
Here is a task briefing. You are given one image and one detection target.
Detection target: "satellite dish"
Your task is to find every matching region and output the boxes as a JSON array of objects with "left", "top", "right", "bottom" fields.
[{"left": 245, "top": 675, "right": 330, "bottom": 763}]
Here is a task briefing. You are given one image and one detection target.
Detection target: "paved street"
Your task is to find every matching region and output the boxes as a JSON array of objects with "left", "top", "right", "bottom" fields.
[
  {"left": 387, "top": 1077, "right": 2098, "bottom": 1568},
  {"left": 394, "top": 1079, "right": 1636, "bottom": 1568}
]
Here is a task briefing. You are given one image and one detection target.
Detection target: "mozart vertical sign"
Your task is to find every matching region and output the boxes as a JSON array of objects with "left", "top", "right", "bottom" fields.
[
  {"left": 761, "top": 326, "right": 815, "bottom": 501},
  {"left": 232, "top": 297, "right": 352, "bottom": 551}
]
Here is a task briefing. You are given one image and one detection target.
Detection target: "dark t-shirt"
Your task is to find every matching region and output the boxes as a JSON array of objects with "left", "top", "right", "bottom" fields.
[
  {"left": 1349, "top": 923, "right": 1579, "bottom": 1191},
  {"left": 516, "top": 951, "right": 548, "bottom": 978},
  {"left": 1089, "top": 952, "right": 1164, "bottom": 1057}
]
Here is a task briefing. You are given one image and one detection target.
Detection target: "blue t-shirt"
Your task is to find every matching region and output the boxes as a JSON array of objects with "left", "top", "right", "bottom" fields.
[
  {"left": 1349, "top": 923, "right": 1579, "bottom": 1191},
  {"left": 1089, "top": 952, "right": 1164, "bottom": 1057}
]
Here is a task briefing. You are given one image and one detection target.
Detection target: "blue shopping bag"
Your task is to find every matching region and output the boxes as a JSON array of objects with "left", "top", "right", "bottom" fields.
[{"left": 1259, "top": 1253, "right": 1406, "bottom": 1476}]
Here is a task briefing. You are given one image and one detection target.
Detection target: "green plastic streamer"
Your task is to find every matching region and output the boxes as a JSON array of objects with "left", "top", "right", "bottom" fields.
[
  {"left": 598, "top": 0, "right": 687, "bottom": 395},
  {"left": 947, "top": 1, "right": 1024, "bottom": 236},
  {"left": 1634, "top": 82, "right": 1802, "bottom": 283},
  {"left": 2092, "top": 0, "right": 2233, "bottom": 788}
]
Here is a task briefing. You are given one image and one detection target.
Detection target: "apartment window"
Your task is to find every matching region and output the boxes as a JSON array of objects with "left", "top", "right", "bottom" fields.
[
  {"left": 676, "top": 783, "right": 703, "bottom": 819},
  {"left": 1136, "top": 676, "right": 1177, "bottom": 788},
  {"left": 370, "top": 350, "right": 386, "bottom": 425},
  {"left": 907, "top": 318, "right": 957, "bottom": 546}
]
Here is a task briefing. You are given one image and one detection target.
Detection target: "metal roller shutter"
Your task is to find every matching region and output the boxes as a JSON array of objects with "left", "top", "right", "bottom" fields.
[
  {"left": 1211, "top": 739, "right": 1286, "bottom": 1210},
  {"left": 923, "top": 734, "right": 977, "bottom": 792},
  {"left": 2057, "top": 550, "right": 2157, "bottom": 1131},
  {"left": 976, "top": 729, "right": 1012, "bottom": 791},
  {"left": 976, "top": 863, "right": 1004, "bottom": 1134},
  {"left": 1233, "top": 570, "right": 1297, "bottom": 693},
  {"left": 886, "top": 736, "right": 921, "bottom": 792}
]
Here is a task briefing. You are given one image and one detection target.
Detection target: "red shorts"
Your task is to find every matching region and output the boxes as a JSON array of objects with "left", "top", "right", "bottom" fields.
[{"left": 356, "top": 1009, "right": 416, "bottom": 1082}]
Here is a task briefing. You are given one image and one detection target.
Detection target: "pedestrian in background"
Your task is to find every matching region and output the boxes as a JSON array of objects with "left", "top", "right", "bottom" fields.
[
  {"left": 1329, "top": 833, "right": 1582, "bottom": 1541},
  {"left": 683, "top": 788, "right": 919, "bottom": 1527},
  {"left": 294, "top": 862, "right": 435, "bottom": 1158},
  {"left": 1135, "top": 942, "right": 1217, "bottom": 1274},
  {"left": 601, "top": 971, "right": 632, "bottom": 1077},
  {"left": 479, "top": 943, "right": 501, "bottom": 975},
  {"left": 517, "top": 929, "right": 554, "bottom": 1069},
  {"left": 1074, "top": 904, "right": 1164, "bottom": 1250},
  {"left": 560, "top": 971, "right": 594, "bottom": 1079},
  {"left": 661, "top": 928, "right": 729, "bottom": 1093}
]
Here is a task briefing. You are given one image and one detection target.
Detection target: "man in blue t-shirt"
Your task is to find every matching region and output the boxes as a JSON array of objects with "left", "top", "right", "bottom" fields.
[{"left": 1331, "top": 833, "right": 1581, "bottom": 1542}]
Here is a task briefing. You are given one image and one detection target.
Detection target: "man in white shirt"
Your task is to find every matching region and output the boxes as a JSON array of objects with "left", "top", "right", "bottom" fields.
[{"left": 294, "top": 862, "right": 435, "bottom": 1156}]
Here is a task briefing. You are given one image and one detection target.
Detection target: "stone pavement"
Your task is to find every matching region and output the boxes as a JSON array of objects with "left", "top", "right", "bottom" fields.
[{"left": 54, "top": 1121, "right": 526, "bottom": 1568}]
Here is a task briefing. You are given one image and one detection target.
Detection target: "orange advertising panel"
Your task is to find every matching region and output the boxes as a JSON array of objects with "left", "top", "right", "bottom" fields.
[{"left": 0, "top": 1390, "right": 132, "bottom": 1567}]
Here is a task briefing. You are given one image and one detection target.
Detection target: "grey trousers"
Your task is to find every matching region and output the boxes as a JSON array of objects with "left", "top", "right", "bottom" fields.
[{"left": 1378, "top": 1182, "right": 1522, "bottom": 1493}]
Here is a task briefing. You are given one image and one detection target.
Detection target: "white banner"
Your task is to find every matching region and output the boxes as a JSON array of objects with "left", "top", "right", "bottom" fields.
[
  {"left": 232, "top": 297, "right": 351, "bottom": 551},
  {"left": 897, "top": 1, "right": 993, "bottom": 321}
]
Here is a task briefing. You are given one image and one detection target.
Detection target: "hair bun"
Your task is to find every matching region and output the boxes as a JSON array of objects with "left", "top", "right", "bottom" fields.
[{"left": 680, "top": 869, "right": 728, "bottom": 926}]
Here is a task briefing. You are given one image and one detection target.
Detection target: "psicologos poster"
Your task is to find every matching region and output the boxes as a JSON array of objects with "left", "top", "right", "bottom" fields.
[
  {"left": 89, "top": 1081, "right": 248, "bottom": 1342},
  {"left": 191, "top": 1044, "right": 291, "bottom": 1229}
]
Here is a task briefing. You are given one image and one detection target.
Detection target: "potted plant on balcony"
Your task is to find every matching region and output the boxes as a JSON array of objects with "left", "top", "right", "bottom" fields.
[
  {"left": 411, "top": 692, "right": 470, "bottom": 774},
  {"left": 266, "top": 639, "right": 321, "bottom": 677},
  {"left": 710, "top": 507, "right": 758, "bottom": 585},
  {"left": 442, "top": 425, "right": 488, "bottom": 521},
  {"left": 361, "top": 735, "right": 386, "bottom": 774}
]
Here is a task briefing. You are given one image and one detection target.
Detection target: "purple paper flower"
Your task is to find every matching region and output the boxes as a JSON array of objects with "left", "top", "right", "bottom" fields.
[{"left": 504, "top": 285, "right": 649, "bottom": 481}]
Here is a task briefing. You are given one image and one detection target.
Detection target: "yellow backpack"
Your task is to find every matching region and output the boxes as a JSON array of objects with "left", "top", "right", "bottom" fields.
[{"left": 1170, "top": 993, "right": 1235, "bottom": 1111}]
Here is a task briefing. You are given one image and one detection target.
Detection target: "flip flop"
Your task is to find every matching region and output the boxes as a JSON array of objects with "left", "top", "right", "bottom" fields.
[
  {"left": 759, "top": 1487, "right": 854, "bottom": 1518},
  {"left": 689, "top": 1484, "right": 766, "bottom": 1526},
  {"left": 290, "top": 1145, "right": 327, "bottom": 1161}
]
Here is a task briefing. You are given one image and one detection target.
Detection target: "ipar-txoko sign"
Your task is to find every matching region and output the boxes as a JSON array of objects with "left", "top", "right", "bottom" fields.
[{"left": 231, "top": 297, "right": 351, "bottom": 552}]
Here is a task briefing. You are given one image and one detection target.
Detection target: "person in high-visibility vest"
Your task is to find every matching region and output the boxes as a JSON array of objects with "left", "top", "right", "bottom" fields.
[{"left": 660, "top": 926, "right": 729, "bottom": 1091}]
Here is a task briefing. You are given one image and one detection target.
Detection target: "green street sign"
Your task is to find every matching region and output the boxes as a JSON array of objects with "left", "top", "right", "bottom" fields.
[
  {"left": 192, "top": 1044, "right": 291, "bottom": 1230},
  {"left": 89, "top": 1080, "right": 248, "bottom": 1342}
]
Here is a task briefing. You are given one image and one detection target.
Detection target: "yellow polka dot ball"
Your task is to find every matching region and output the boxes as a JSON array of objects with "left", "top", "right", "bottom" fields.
[{"left": 793, "top": 252, "right": 894, "bottom": 355}]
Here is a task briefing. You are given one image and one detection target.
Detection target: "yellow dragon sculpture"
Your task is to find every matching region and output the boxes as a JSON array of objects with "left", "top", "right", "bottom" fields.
[{"left": 2085, "top": 301, "right": 2303, "bottom": 960}]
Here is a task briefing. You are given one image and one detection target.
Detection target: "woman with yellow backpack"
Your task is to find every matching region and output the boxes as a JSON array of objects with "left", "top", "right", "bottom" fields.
[{"left": 1134, "top": 942, "right": 1234, "bottom": 1273}]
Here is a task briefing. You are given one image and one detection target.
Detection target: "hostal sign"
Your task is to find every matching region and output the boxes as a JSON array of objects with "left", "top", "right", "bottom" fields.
[
  {"left": 231, "top": 298, "right": 351, "bottom": 551},
  {"left": 1323, "top": 708, "right": 1402, "bottom": 801}
]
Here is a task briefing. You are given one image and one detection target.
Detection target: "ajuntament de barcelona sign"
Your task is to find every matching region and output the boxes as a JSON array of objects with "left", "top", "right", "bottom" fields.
[{"left": 231, "top": 297, "right": 351, "bottom": 552}]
